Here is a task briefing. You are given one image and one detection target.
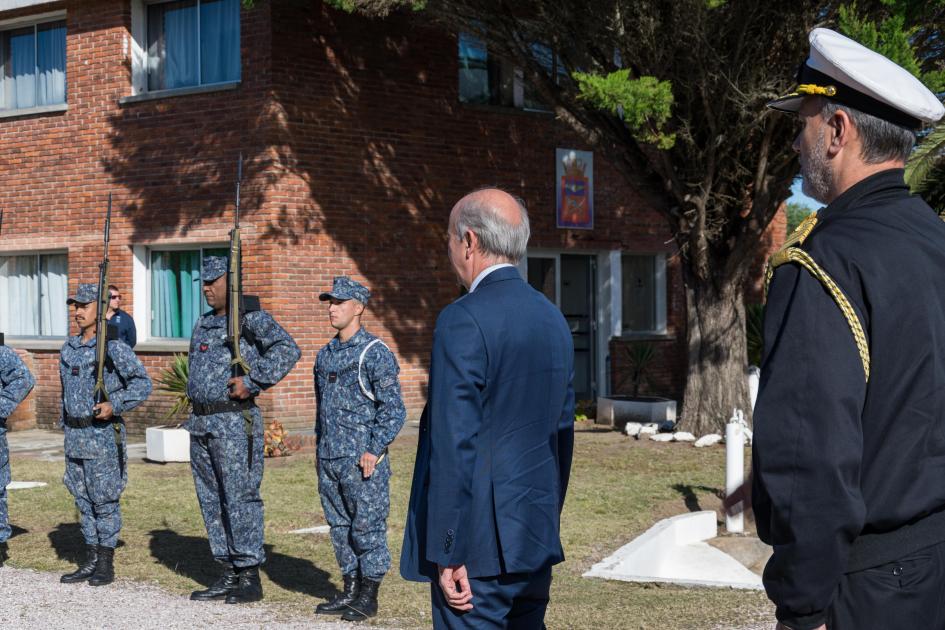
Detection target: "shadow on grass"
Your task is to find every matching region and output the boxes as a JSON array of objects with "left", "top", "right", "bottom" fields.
[
  {"left": 148, "top": 528, "right": 339, "bottom": 599},
  {"left": 8, "top": 524, "right": 28, "bottom": 539},
  {"left": 671, "top": 483, "right": 723, "bottom": 513},
  {"left": 48, "top": 522, "right": 125, "bottom": 565}
]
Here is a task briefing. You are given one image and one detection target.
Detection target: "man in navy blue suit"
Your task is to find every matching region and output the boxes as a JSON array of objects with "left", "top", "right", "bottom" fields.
[{"left": 401, "top": 188, "right": 575, "bottom": 629}]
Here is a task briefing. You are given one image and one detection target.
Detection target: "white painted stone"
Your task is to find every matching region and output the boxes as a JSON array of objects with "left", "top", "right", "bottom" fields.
[
  {"left": 673, "top": 432, "right": 696, "bottom": 442},
  {"left": 145, "top": 426, "right": 191, "bottom": 463},
  {"left": 649, "top": 433, "right": 674, "bottom": 442},
  {"left": 624, "top": 422, "right": 642, "bottom": 437},
  {"left": 288, "top": 525, "right": 330, "bottom": 535},
  {"left": 583, "top": 511, "right": 763, "bottom": 590},
  {"left": 6, "top": 481, "right": 47, "bottom": 490},
  {"left": 694, "top": 434, "right": 723, "bottom": 448},
  {"left": 638, "top": 424, "right": 658, "bottom": 438}
]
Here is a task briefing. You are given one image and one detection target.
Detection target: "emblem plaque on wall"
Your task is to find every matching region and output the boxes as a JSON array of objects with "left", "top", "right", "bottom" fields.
[{"left": 556, "top": 148, "right": 594, "bottom": 230}]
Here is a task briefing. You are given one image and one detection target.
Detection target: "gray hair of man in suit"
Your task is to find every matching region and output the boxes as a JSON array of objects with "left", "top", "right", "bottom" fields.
[{"left": 451, "top": 188, "right": 531, "bottom": 264}]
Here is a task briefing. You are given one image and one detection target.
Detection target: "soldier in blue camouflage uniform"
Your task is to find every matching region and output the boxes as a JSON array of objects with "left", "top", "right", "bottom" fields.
[
  {"left": 186, "top": 256, "right": 300, "bottom": 604},
  {"left": 59, "top": 283, "right": 152, "bottom": 586},
  {"left": 0, "top": 341, "right": 35, "bottom": 562},
  {"left": 313, "top": 277, "right": 406, "bottom": 622}
]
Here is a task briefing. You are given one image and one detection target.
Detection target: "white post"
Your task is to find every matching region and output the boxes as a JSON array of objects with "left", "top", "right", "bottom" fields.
[{"left": 725, "top": 410, "right": 745, "bottom": 534}]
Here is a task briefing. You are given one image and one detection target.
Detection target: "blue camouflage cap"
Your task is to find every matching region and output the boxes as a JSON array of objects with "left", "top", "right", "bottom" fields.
[
  {"left": 202, "top": 255, "right": 228, "bottom": 282},
  {"left": 67, "top": 283, "right": 99, "bottom": 305},
  {"left": 319, "top": 276, "right": 370, "bottom": 304}
]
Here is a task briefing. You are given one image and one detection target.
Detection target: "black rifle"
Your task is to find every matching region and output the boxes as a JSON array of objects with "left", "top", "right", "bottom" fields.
[
  {"left": 226, "top": 154, "right": 259, "bottom": 465},
  {"left": 92, "top": 194, "right": 123, "bottom": 472}
]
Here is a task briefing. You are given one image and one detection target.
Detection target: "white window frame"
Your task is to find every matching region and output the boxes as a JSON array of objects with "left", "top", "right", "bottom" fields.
[
  {"left": 0, "top": 10, "right": 68, "bottom": 114},
  {"left": 128, "top": 0, "right": 240, "bottom": 98},
  {"left": 133, "top": 243, "right": 226, "bottom": 347},
  {"left": 620, "top": 252, "right": 667, "bottom": 336},
  {"left": 520, "top": 249, "right": 618, "bottom": 396},
  {"left": 0, "top": 248, "right": 69, "bottom": 340}
]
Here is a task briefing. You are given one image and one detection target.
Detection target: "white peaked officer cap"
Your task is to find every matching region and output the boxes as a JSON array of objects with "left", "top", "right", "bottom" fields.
[{"left": 768, "top": 28, "right": 945, "bottom": 129}]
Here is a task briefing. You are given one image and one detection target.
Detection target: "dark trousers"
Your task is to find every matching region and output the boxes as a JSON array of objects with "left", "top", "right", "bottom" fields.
[
  {"left": 430, "top": 566, "right": 552, "bottom": 629},
  {"left": 829, "top": 539, "right": 945, "bottom": 629}
]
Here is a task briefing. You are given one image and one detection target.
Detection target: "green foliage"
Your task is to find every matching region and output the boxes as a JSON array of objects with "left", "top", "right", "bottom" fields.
[
  {"left": 156, "top": 353, "right": 191, "bottom": 420},
  {"left": 913, "top": 158, "right": 945, "bottom": 215},
  {"left": 745, "top": 303, "right": 765, "bottom": 367},
  {"left": 838, "top": 3, "right": 945, "bottom": 91},
  {"left": 785, "top": 201, "right": 814, "bottom": 234},
  {"left": 906, "top": 124, "right": 945, "bottom": 190},
  {"left": 574, "top": 71, "right": 676, "bottom": 149}
]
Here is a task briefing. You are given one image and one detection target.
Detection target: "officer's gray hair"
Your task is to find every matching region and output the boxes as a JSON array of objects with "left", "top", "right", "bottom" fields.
[
  {"left": 453, "top": 190, "right": 531, "bottom": 263},
  {"left": 821, "top": 100, "right": 916, "bottom": 164}
]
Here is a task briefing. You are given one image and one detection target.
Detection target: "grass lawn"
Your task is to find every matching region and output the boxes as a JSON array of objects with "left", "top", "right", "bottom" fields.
[{"left": 4, "top": 429, "right": 772, "bottom": 628}]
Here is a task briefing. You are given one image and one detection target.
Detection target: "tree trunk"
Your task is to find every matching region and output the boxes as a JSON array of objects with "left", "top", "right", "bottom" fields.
[{"left": 678, "top": 278, "right": 752, "bottom": 435}]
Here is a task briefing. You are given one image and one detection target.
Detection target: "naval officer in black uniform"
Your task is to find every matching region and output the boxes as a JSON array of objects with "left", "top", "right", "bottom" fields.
[{"left": 744, "top": 28, "right": 945, "bottom": 630}]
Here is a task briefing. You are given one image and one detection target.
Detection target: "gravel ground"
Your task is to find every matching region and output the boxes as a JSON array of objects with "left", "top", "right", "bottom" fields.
[{"left": 0, "top": 566, "right": 381, "bottom": 629}]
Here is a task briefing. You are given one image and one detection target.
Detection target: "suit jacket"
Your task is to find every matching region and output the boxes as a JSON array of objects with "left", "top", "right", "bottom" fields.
[{"left": 401, "top": 266, "right": 575, "bottom": 581}]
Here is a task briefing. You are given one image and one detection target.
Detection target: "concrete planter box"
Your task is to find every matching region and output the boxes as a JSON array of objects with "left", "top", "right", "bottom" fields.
[
  {"left": 145, "top": 426, "right": 191, "bottom": 463},
  {"left": 597, "top": 396, "right": 677, "bottom": 431}
]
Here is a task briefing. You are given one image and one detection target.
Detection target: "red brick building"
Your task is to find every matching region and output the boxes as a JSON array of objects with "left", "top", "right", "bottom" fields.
[{"left": 0, "top": 0, "right": 782, "bottom": 433}]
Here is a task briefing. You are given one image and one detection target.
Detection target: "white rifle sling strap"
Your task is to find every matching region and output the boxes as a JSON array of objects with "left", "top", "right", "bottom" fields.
[
  {"left": 764, "top": 214, "right": 871, "bottom": 382},
  {"left": 358, "top": 338, "right": 389, "bottom": 402}
]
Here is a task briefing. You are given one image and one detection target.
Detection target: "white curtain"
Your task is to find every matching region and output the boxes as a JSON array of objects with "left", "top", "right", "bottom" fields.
[
  {"left": 164, "top": 0, "right": 199, "bottom": 89},
  {"left": 37, "top": 21, "right": 66, "bottom": 106},
  {"left": 39, "top": 254, "right": 68, "bottom": 335},
  {"left": 0, "top": 256, "right": 39, "bottom": 336},
  {"left": 200, "top": 0, "right": 240, "bottom": 84},
  {"left": 10, "top": 27, "right": 36, "bottom": 109}
]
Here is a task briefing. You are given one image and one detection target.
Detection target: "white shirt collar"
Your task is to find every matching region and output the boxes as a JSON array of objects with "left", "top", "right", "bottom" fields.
[{"left": 469, "top": 263, "right": 515, "bottom": 293}]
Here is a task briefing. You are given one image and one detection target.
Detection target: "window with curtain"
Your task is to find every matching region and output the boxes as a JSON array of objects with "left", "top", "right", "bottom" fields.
[
  {"left": 0, "top": 19, "right": 66, "bottom": 111},
  {"left": 622, "top": 254, "right": 660, "bottom": 334},
  {"left": 146, "top": 0, "right": 240, "bottom": 92},
  {"left": 0, "top": 253, "right": 69, "bottom": 336},
  {"left": 458, "top": 33, "right": 567, "bottom": 111},
  {"left": 150, "top": 247, "right": 226, "bottom": 338}
]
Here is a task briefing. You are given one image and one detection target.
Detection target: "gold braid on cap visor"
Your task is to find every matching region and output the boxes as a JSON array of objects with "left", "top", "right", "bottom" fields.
[{"left": 794, "top": 83, "right": 838, "bottom": 97}]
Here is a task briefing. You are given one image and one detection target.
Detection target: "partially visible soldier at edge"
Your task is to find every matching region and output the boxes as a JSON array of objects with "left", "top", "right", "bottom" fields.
[
  {"left": 59, "top": 283, "right": 152, "bottom": 586},
  {"left": 186, "top": 255, "right": 301, "bottom": 604},
  {"left": 0, "top": 340, "right": 36, "bottom": 564},
  {"left": 727, "top": 29, "right": 945, "bottom": 630},
  {"left": 313, "top": 277, "right": 406, "bottom": 622}
]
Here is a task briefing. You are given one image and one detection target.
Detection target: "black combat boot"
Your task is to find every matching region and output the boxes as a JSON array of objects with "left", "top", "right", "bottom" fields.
[
  {"left": 88, "top": 545, "right": 115, "bottom": 586},
  {"left": 225, "top": 565, "right": 263, "bottom": 604},
  {"left": 60, "top": 545, "right": 98, "bottom": 583},
  {"left": 341, "top": 577, "right": 381, "bottom": 622},
  {"left": 0, "top": 542, "right": 8, "bottom": 567},
  {"left": 190, "top": 563, "right": 239, "bottom": 601},
  {"left": 315, "top": 573, "right": 359, "bottom": 615}
]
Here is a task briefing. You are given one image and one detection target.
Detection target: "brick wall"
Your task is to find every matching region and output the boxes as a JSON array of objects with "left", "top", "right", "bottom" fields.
[{"left": 0, "top": 0, "right": 784, "bottom": 433}]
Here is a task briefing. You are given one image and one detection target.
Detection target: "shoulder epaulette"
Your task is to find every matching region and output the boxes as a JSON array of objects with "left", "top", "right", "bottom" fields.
[{"left": 764, "top": 213, "right": 870, "bottom": 381}]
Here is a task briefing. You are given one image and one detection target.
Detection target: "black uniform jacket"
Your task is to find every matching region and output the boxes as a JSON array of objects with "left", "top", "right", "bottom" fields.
[{"left": 753, "top": 169, "right": 945, "bottom": 630}]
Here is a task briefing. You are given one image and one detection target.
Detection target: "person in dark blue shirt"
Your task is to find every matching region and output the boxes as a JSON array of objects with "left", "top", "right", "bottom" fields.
[{"left": 105, "top": 284, "right": 136, "bottom": 348}]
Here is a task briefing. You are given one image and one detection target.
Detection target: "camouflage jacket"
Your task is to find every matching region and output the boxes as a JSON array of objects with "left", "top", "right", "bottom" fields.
[
  {"left": 185, "top": 309, "right": 301, "bottom": 437},
  {"left": 0, "top": 346, "right": 35, "bottom": 429},
  {"left": 315, "top": 327, "right": 406, "bottom": 459},
  {"left": 59, "top": 335, "right": 152, "bottom": 459}
]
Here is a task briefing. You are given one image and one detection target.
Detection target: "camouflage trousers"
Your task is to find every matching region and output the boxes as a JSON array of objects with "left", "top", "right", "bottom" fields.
[
  {"left": 0, "top": 431, "right": 10, "bottom": 542},
  {"left": 63, "top": 453, "right": 127, "bottom": 548},
  {"left": 190, "top": 430, "right": 265, "bottom": 568},
  {"left": 317, "top": 455, "right": 392, "bottom": 579}
]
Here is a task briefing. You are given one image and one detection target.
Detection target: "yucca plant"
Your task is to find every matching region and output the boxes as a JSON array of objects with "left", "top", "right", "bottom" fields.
[
  {"left": 156, "top": 353, "right": 191, "bottom": 420},
  {"left": 746, "top": 303, "right": 765, "bottom": 367}
]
